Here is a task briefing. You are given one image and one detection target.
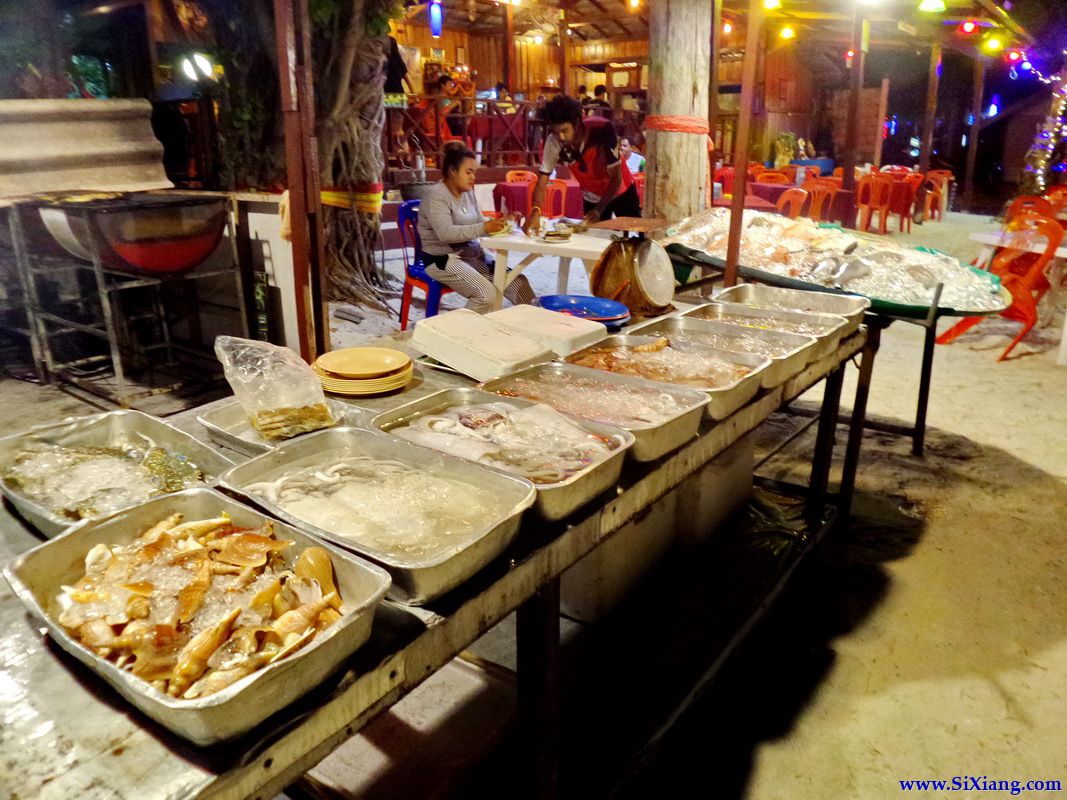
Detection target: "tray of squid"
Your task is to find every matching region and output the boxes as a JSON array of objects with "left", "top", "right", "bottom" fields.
[
  {"left": 371, "top": 388, "right": 634, "bottom": 522},
  {"left": 2, "top": 487, "right": 391, "bottom": 744},
  {"left": 478, "top": 362, "right": 708, "bottom": 462},
  {"left": 626, "top": 316, "right": 817, "bottom": 389},
  {"left": 218, "top": 426, "right": 537, "bottom": 604},
  {"left": 563, "top": 334, "right": 770, "bottom": 420}
]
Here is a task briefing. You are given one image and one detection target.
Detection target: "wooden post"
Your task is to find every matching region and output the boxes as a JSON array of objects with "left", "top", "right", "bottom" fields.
[
  {"left": 709, "top": 0, "right": 721, "bottom": 162},
  {"left": 723, "top": 0, "right": 762, "bottom": 288},
  {"left": 503, "top": 4, "right": 515, "bottom": 91},
  {"left": 645, "top": 0, "right": 712, "bottom": 222},
  {"left": 840, "top": 9, "right": 866, "bottom": 193},
  {"left": 919, "top": 42, "right": 942, "bottom": 173},
  {"left": 872, "top": 77, "right": 889, "bottom": 168},
  {"left": 963, "top": 57, "right": 985, "bottom": 211},
  {"left": 558, "top": 9, "right": 570, "bottom": 94},
  {"left": 274, "top": 0, "right": 328, "bottom": 359}
]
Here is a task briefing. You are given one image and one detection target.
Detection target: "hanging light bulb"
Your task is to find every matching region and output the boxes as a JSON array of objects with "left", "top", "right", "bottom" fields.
[
  {"left": 723, "top": 21, "right": 733, "bottom": 34},
  {"left": 180, "top": 58, "right": 197, "bottom": 82},
  {"left": 779, "top": 25, "right": 795, "bottom": 39},
  {"left": 429, "top": 0, "right": 443, "bottom": 38},
  {"left": 958, "top": 20, "right": 978, "bottom": 35},
  {"left": 763, "top": 0, "right": 781, "bottom": 10},
  {"left": 918, "top": 0, "right": 946, "bottom": 12},
  {"left": 629, "top": 0, "right": 639, "bottom": 7},
  {"left": 984, "top": 36, "right": 1003, "bottom": 52},
  {"left": 192, "top": 53, "right": 213, "bottom": 78},
  {"left": 534, "top": 34, "right": 543, "bottom": 44},
  {"left": 1007, "top": 50, "right": 1024, "bottom": 62}
]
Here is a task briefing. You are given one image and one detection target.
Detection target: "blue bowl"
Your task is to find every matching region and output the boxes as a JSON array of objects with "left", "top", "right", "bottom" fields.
[{"left": 535, "top": 294, "right": 630, "bottom": 320}]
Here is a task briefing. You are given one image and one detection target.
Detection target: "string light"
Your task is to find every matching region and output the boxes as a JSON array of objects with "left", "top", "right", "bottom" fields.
[
  {"left": 958, "top": 20, "right": 978, "bottom": 34},
  {"left": 983, "top": 36, "right": 1003, "bottom": 52},
  {"left": 779, "top": 25, "right": 795, "bottom": 39}
]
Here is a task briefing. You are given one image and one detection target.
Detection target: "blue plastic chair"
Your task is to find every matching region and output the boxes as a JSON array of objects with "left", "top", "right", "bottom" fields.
[{"left": 397, "top": 199, "right": 452, "bottom": 330}]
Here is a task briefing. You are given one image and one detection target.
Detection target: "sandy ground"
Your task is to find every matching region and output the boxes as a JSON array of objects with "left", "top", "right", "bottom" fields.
[{"left": 3, "top": 211, "right": 1066, "bottom": 798}]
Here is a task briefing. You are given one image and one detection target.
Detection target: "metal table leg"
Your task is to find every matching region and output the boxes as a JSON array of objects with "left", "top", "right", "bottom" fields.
[
  {"left": 912, "top": 318, "right": 938, "bottom": 456},
  {"left": 516, "top": 577, "right": 560, "bottom": 799},
  {"left": 807, "top": 364, "right": 844, "bottom": 525},
  {"left": 837, "top": 322, "right": 882, "bottom": 532}
]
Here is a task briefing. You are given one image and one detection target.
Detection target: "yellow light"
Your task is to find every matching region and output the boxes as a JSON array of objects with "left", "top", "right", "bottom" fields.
[
  {"left": 764, "top": 0, "right": 781, "bottom": 9},
  {"left": 629, "top": 0, "right": 639, "bottom": 7},
  {"left": 984, "top": 36, "right": 1003, "bottom": 52},
  {"left": 723, "top": 21, "right": 733, "bottom": 34},
  {"left": 779, "top": 25, "right": 796, "bottom": 39},
  {"left": 534, "top": 34, "right": 543, "bottom": 44}
]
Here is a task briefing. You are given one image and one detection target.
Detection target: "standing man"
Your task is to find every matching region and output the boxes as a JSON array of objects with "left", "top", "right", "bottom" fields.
[
  {"left": 585, "top": 84, "right": 612, "bottom": 116},
  {"left": 576, "top": 84, "right": 591, "bottom": 104},
  {"left": 527, "top": 95, "right": 640, "bottom": 231}
]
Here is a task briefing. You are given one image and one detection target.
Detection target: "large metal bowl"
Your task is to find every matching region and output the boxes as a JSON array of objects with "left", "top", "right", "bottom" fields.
[
  {"left": 218, "top": 426, "right": 537, "bottom": 605},
  {"left": 2, "top": 487, "right": 392, "bottom": 745}
]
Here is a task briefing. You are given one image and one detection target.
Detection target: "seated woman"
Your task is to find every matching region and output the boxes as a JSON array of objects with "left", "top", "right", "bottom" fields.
[{"left": 418, "top": 142, "right": 535, "bottom": 314}]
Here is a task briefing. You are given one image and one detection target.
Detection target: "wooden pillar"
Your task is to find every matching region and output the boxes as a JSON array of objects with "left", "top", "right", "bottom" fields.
[
  {"left": 709, "top": 0, "right": 721, "bottom": 161},
  {"left": 963, "top": 56, "right": 985, "bottom": 211},
  {"left": 274, "top": 0, "right": 328, "bottom": 359},
  {"left": 645, "top": 0, "right": 712, "bottom": 222},
  {"left": 723, "top": 0, "right": 762, "bottom": 287},
  {"left": 872, "top": 77, "right": 890, "bottom": 168},
  {"left": 503, "top": 5, "right": 515, "bottom": 90},
  {"left": 841, "top": 9, "right": 867, "bottom": 193},
  {"left": 919, "top": 42, "right": 942, "bottom": 172},
  {"left": 558, "top": 11, "right": 570, "bottom": 94}
]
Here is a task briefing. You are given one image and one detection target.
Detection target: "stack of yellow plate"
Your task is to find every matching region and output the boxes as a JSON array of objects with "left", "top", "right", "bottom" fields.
[{"left": 312, "top": 347, "right": 413, "bottom": 396}]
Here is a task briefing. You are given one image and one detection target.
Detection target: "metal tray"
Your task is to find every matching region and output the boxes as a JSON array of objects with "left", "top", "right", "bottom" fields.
[
  {"left": 197, "top": 398, "right": 369, "bottom": 458},
  {"left": 564, "top": 335, "right": 770, "bottom": 420},
  {"left": 626, "top": 316, "right": 817, "bottom": 390},
  {"left": 715, "top": 283, "right": 869, "bottom": 332},
  {"left": 371, "top": 388, "right": 634, "bottom": 521},
  {"left": 218, "top": 427, "right": 536, "bottom": 604},
  {"left": 680, "top": 302, "right": 850, "bottom": 361},
  {"left": 2, "top": 487, "right": 391, "bottom": 745},
  {"left": 478, "top": 362, "right": 708, "bottom": 462},
  {"left": 0, "top": 410, "right": 234, "bottom": 537}
]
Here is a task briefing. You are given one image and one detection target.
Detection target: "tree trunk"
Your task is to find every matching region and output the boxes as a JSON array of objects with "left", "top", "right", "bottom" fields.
[
  {"left": 645, "top": 0, "right": 711, "bottom": 222},
  {"left": 316, "top": 0, "right": 393, "bottom": 309}
]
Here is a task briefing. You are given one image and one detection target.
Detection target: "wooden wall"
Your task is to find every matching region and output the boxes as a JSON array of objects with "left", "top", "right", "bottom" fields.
[{"left": 757, "top": 42, "right": 817, "bottom": 158}]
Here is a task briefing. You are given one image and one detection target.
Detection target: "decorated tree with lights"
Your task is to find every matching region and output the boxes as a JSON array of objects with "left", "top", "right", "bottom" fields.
[{"left": 1019, "top": 76, "right": 1067, "bottom": 195}]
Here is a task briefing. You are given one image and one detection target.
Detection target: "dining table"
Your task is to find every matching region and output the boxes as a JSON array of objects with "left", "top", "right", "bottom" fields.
[
  {"left": 746, "top": 183, "right": 857, "bottom": 225},
  {"left": 713, "top": 194, "right": 778, "bottom": 212}
]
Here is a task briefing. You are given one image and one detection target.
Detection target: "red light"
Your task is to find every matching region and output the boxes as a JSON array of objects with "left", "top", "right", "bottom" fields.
[
  {"left": 1007, "top": 50, "right": 1022, "bottom": 62},
  {"left": 959, "top": 20, "right": 977, "bottom": 34},
  {"left": 845, "top": 49, "right": 855, "bottom": 60}
]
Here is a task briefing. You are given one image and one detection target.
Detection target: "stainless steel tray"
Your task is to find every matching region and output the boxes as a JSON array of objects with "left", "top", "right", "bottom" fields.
[
  {"left": 715, "top": 283, "right": 869, "bottom": 332},
  {"left": 564, "top": 335, "right": 770, "bottom": 420},
  {"left": 626, "top": 316, "right": 817, "bottom": 389},
  {"left": 2, "top": 487, "right": 391, "bottom": 745},
  {"left": 478, "top": 362, "right": 708, "bottom": 462},
  {"left": 218, "top": 427, "right": 537, "bottom": 604},
  {"left": 0, "top": 410, "right": 234, "bottom": 537},
  {"left": 197, "top": 398, "right": 369, "bottom": 458},
  {"left": 680, "top": 302, "right": 850, "bottom": 361},
  {"left": 371, "top": 388, "right": 634, "bottom": 520}
]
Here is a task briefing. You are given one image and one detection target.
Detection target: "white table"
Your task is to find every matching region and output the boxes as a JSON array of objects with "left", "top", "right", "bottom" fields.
[
  {"left": 479, "top": 232, "right": 611, "bottom": 310},
  {"left": 968, "top": 230, "right": 1067, "bottom": 366}
]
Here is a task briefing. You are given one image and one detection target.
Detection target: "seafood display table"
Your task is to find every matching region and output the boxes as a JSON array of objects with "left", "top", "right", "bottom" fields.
[
  {"left": 0, "top": 330, "right": 870, "bottom": 800},
  {"left": 479, "top": 232, "right": 611, "bottom": 310}
]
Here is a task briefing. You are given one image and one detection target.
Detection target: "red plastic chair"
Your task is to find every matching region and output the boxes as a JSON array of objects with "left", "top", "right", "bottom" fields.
[
  {"left": 857, "top": 174, "right": 894, "bottom": 234},
  {"left": 755, "top": 172, "right": 791, "bottom": 184},
  {"left": 938, "top": 213, "right": 1064, "bottom": 360},
  {"left": 802, "top": 166, "right": 822, "bottom": 180},
  {"left": 528, "top": 177, "right": 567, "bottom": 219},
  {"left": 1006, "top": 195, "right": 1054, "bottom": 221},
  {"left": 881, "top": 165, "right": 912, "bottom": 174},
  {"left": 776, "top": 188, "right": 808, "bottom": 219},
  {"left": 1044, "top": 185, "right": 1067, "bottom": 207},
  {"left": 506, "top": 170, "right": 537, "bottom": 183},
  {"left": 397, "top": 199, "right": 453, "bottom": 331},
  {"left": 801, "top": 179, "right": 839, "bottom": 222}
]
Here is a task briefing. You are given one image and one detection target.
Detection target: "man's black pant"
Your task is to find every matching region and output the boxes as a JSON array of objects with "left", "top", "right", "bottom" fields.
[{"left": 583, "top": 182, "right": 642, "bottom": 221}]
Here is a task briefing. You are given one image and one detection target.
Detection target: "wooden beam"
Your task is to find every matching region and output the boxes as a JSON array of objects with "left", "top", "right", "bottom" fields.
[
  {"left": 503, "top": 3, "right": 514, "bottom": 89},
  {"left": 725, "top": 0, "right": 762, "bottom": 287},
  {"left": 918, "top": 41, "right": 941, "bottom": 173},
  {"left": 962, "top": 56, "right": 985, "bottom": 211},
  {"left": 558, "top": 9, "right": 571, "bottom": 93},
  {"left": 710, "top": 0, "right": 721, "bottom": 159},
  {"left": 840, "top": 10, "right": 866, "bottom": 196}
]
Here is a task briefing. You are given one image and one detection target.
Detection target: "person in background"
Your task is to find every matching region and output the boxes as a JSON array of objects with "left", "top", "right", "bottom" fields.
[
  {"left": 576, "top": 84, "right": 591, "bottom": 104},
  {"left": 620, "top": 137, "right": 645, "bottom": 174},
  {"left": 585, "top": 84, "right": 612, "bottom": 116},
  {"left": 384, "top": 36, "right": 414, "bottom": 95},
  {"left": 419, "top": 142, "right": 535, "bottom": 314},
  {"left": 436, "top": 75, "right": 464, "bottom": 136},
  {"left": 494, "top": 82, "right": 515, "bottom": 112},
  {"left": 528, "top": 95, "right": 640, "bottom": 231}
]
